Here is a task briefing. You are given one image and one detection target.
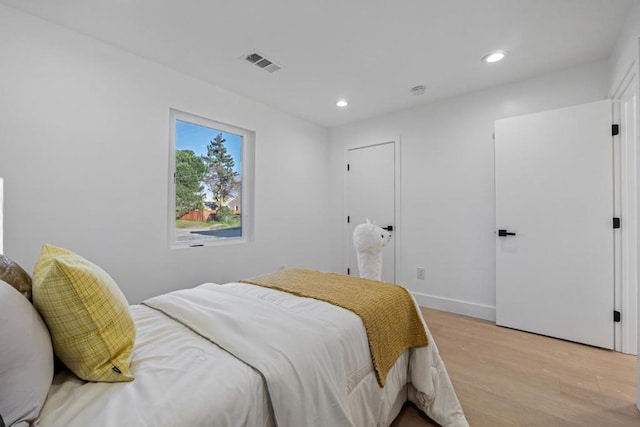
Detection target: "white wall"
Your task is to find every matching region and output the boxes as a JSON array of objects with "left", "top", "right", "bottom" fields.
[
  {"left": 329, "top": 61, "right": 609, "bottom": 320},
  {"left": 609, "top": 1, "right": 640, "bottom": 93},
  {"left": 0, "top": 5, "right": 330, "bottom": 303}
]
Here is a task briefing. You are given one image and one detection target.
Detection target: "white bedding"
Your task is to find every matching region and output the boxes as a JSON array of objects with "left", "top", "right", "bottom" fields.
[
  {"left": 145, "top": 283, "right": 359, "bottom": 426},
  {"left": 39, "top": 282, "right": 467, "bottom": 427},
  {"left": 39, "top": 302, "right": 274, "bottom": 427}
]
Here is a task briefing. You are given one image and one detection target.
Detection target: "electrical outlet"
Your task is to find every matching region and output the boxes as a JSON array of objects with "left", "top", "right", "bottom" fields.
[
  {"left": 417, "top": 267, "right": 425, "bottom": 280},
  {"left": 279, "top": 264, "right": 286, "bottom": 271}
]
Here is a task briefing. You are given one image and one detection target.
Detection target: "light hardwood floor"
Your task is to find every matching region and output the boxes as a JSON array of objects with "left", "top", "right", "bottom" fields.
[{"left": 392, "top": 308, "right": 639, "bottom": 427}]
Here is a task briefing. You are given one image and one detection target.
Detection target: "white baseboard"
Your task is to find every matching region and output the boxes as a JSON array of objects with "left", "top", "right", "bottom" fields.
[{"left": 412, "top": 291, "right": 496, "bottom": 322}]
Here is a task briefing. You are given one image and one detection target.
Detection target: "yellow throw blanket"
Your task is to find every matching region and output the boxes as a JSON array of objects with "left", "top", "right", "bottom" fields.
[{"left": 240, "top": 269, "right": 429, "bottom": 387}]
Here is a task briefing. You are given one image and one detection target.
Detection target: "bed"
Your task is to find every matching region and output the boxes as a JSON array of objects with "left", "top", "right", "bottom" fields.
[{"left": 1, "top": 246, "right": 468, "bottom": 427}]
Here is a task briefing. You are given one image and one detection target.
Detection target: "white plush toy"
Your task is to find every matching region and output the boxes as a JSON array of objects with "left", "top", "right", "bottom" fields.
[{"left": 352, "top": 218, "right": 391, "bottom": 281}]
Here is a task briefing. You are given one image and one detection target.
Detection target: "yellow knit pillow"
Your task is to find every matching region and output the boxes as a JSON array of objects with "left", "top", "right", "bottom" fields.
[{"left": 32, "top": 244, "right": 135, "bottom": 382}]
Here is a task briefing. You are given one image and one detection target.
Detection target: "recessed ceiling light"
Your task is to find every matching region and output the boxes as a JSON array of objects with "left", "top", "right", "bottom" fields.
[
  {"left": 336, "top": 99, "right": 348, "bottom": 108},
  {"left": 482, "top": 50, "right": 507, "bottom": 63}
]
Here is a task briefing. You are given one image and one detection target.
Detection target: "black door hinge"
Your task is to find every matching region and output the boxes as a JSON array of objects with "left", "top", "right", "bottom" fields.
[
  {"left": 347, "top": 216, "right": 350, "bottom": 223},
  {"left": 614, "top": 310, "right": 621, "bottom": 322},
  {"left": 347, "top": 268, "right": 350, "bottom": 275},
  {"left": 347, "top": 163, "right": 350, "bottom": 171},
  {"left": 613, "top": 217, "right": 621, "bottom": 229},
  {"left": 612, "top": 124, "right": 619, "bottom": 136}
]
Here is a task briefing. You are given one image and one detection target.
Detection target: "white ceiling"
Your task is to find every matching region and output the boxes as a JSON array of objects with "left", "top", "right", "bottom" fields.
[{"left": 0, "top": 0, "right": 633, "bottom": 128}]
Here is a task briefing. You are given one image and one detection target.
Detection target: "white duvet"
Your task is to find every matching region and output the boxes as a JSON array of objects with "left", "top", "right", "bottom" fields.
[{"left": 39, "top": 282, "right": 467, "bottom": 427}]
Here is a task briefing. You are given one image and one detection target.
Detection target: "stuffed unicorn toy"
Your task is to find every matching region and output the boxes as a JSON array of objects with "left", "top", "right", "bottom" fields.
[{"left": 352, "top": 218, "right": 391, "bottom": 281}]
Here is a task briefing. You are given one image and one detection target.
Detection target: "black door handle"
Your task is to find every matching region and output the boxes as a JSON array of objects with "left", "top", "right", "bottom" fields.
[
  {"left": 498, "top": 229, "right": 516, "bottom": 237},
  {"left": 382, "top": 226, "right": 394, "bottom": 232}
]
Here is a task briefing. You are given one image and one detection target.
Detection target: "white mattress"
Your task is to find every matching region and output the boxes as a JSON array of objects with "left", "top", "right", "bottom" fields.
[{"left": 39, "top": 283, "right": 416, "bottom": 427}]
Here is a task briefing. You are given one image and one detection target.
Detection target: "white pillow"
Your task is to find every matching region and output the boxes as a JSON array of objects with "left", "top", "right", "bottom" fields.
[{"left": 0, "top": 280, "right": 54, "bottom": 426}]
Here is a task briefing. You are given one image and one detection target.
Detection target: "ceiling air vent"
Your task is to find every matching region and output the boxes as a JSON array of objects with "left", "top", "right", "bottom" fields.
[{"left": 244, "top": 51, "right": 281, "bottom": 73}]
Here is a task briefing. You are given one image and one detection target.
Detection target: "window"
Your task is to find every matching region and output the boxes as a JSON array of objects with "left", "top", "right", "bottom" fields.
[
  {"left": 0, "top": 177, "right": 3, "bottom": 254},
  {"left": 169, "top": 109, "right": 254, "bottom": 247}
]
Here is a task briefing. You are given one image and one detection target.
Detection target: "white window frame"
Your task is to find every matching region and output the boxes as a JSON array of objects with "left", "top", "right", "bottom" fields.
[
  {"left": 0, "top": 177, "right": 3, "bottom": 254},
  {"left": 168, "top": 108, "right": 254, "bottom": 249}
]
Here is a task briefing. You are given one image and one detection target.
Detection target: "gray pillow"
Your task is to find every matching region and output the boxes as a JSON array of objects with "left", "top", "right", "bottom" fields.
[
  {"left": 0, "top": 255, "right": 32, "bottom": 300},
  {"left": 0, "top": 280, "right": 53, "bottom": 426}
]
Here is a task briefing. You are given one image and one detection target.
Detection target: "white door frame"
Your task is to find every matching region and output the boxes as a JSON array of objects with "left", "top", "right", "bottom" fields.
[
  {"left": 343, "top": 138, "right": 401, "bottom": 282},
  {"left": 611, "top": 60, "right": 639, "bottom": 355}
]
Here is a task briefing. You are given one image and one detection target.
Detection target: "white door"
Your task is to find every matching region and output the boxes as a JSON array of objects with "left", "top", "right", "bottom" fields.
[
  {"left": 346, "top": 141, "right": 397, "bottom": 283},
  {"left": 495, "top": 100, "right": 614, "bottom": 349}
]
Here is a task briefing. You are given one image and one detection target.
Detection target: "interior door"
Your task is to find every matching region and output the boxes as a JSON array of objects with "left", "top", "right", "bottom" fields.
[
  {"left": 495, "top": 100, "right": 614, "bottom": 349},
  {"left": 346, "top": 142, "right": 396, "bottom": 283}
]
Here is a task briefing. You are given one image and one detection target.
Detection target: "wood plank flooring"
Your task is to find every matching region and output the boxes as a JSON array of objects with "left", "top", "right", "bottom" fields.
[{"left": 392, "top": 308, "right": 639, "bottom": 426}]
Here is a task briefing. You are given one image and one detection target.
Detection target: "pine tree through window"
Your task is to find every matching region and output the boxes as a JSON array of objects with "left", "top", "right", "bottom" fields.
[{"left": 169, "top": 109, "right": 253, "bottom": 247}]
